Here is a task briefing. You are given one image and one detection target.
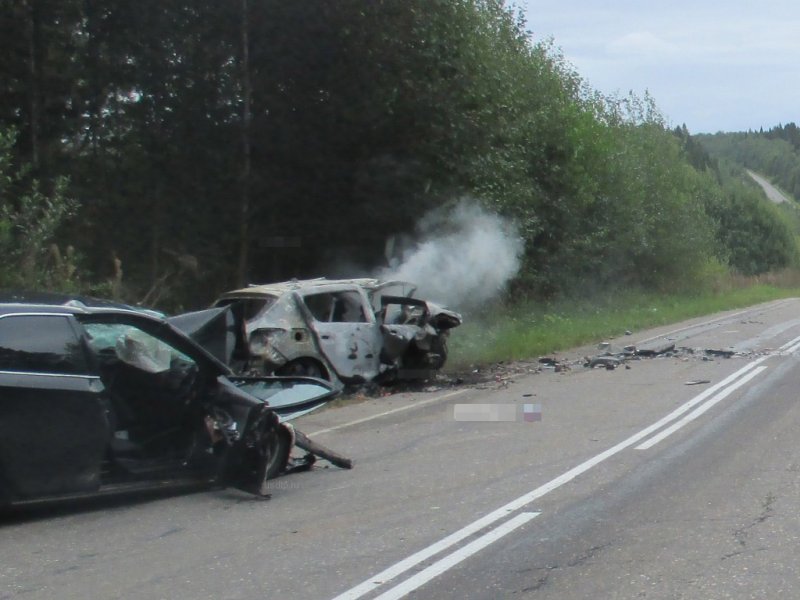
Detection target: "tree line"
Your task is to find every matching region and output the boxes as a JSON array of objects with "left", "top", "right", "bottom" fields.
[{"left": 1, "top": 0, "right": 797, "bottom": 310}]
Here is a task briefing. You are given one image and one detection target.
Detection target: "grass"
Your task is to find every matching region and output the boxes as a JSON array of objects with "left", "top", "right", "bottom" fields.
[{"left": 446, "top": 281, "right": 800, "bottom": 369}]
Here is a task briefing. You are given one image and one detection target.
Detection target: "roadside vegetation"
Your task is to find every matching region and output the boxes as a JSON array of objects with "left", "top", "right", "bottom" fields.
[
  {"left": 449, "top": 276, "right": 800, "bottom": 367},
  {"left": 2, "top": 0, "right": 800, "bottom": 364}
]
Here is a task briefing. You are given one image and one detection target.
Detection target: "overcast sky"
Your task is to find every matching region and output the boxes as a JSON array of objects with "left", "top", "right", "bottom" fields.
[{"left": 517, "top": 1, "right": 800, "bottom": 134}]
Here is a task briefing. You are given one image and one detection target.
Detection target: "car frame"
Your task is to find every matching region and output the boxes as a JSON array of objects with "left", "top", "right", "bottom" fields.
[
  {"left": 0, "top": 296, "right": 336, "bottom": 508},
  {"left": 213, "top": 278, "right": 462, "bottom": 385}
]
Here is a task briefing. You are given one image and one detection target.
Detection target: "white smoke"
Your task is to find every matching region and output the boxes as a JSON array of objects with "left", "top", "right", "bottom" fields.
[{"left": 377, "top": 200, "right": 523, "bottom": 310}]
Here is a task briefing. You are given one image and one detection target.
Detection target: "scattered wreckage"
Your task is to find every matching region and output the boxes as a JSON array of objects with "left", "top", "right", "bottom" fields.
[
  {"left": 533, "top": 340, "right": 745, "bottom": 374},
  {"left": 580, "top": 341, "right": 743, "bottom": 371},
  {"left": 0, "top": 294, "right": 349, "bottom": 509},
  {"left": 212, "top": 278, "right": 462, "bottom": 386}
]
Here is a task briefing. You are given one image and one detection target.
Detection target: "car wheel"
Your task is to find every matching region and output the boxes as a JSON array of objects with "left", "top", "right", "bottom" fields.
[
  {"left": 265, "top": 426, "right": 292, "bottom": 480},
  {"left": 429, "top": 337, "right": 449, "bottom": 369},
  {"left": 277, "top": 358, "right": 328, "bottom": 380}
]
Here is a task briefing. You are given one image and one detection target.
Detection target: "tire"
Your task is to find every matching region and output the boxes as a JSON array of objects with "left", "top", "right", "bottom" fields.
[
  {"left": 429, "top": 336, "right": 449, "bottom": 370},
  {"left": 236, "top": 413, "right": 291, "bottom": 496},
  {"left": 265, "top": 426, "right": 292, "bottom": 480},
  {"left": 276, "top": 358, "right": 329, "bottom": 380}
]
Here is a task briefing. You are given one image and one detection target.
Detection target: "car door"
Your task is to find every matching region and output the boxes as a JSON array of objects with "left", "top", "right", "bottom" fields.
[
  {"left": 229, "top": 375, "right": 337, "bottom": 422},
  {"left": 299, "top": 289, "right": 383, "bottom": 381},
  {"left": 78, "top": 314, "right": 209, "bottom": 470},
  {"left": 0, "top": 313, "right": 110, "bottom": 500}
]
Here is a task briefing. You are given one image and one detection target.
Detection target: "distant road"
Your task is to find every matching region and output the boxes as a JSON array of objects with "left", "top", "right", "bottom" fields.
[{"left": 747, "top": 169, "right": 792, "bottom": 203}]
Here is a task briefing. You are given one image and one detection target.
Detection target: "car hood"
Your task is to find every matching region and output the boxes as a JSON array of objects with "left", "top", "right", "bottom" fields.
[{"left": 168, "top": 306, "right": 236, "bottom": 366}]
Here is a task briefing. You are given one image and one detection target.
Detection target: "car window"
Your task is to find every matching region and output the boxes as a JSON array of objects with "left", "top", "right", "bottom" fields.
[
  {"left": 84, "top": 323, "right": 194, "bottom": 374},
  {"left": 369, "top": 282, "right": 416, "bottom": 312},
  {"left": 303, "top": 291, "right": 367, "bottom": 323},
  {"left": 215, "top": 296, "right": 275, "bottom": 321},
  {"left": 0, "top": 315, "right": 89, "bottom": 374}
]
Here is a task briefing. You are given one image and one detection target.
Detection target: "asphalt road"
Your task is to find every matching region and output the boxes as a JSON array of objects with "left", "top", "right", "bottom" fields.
[
  {"left": 747, "top": 169, "right": 791, "bottom": 204},
  {"left": 4, "top": 298, "right": 800, "bottom": 599}
]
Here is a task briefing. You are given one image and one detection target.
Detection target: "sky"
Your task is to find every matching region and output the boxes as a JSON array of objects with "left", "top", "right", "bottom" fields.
[{"left": 516, "top": 1, "right": 800, "bottom": 134}]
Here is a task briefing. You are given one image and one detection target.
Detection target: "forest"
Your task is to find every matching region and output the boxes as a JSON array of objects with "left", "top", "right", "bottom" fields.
[
  {"left": 698, "top": 124, "right": 800, "bottom": 202},
  {"left": 1, "top": 0, "right": 798, "bottom": 312}
]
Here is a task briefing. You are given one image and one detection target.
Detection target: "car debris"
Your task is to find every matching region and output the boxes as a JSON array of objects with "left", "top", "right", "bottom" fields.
[
  {"left": 0, "top": 294, "right": 349, "bottom": 509},
  {"left": 581, "top": 341, "right": 744, "bottom": 372},
  {"left": 635, "top": 343, "right": 676, "bottom": 358},
  {"left": 211, "top": 278, "right": 462, "bottom": 387},
  {"left": 587, "top": 355, "right": 622, "bottom": 370}
]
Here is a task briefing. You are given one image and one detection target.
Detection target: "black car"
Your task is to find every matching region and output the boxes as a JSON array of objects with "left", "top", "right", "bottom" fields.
[{"left": 0, "top": 297, "right": 337, "bottom": 508}]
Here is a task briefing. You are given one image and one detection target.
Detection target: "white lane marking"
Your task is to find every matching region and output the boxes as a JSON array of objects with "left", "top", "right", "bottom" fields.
[
  {"left": 330, "top": 351, "right": 778, "bottom": 600},
  {"left": 636, "top": 299, "right": 793, "bottom": 345},
  {"left": 308, "top": 389, "right": 469, "bottom": 437},
  {"left": 635, "top": 366, "right": 768, "bottom": 450},
  {"left": 329, "top": 499, "right": 526, "bottom": 600},
  {"left": 779, "top": 333, "right": 800, "bottom": 351},
  {"left": 372, "top": 512, "right": 540, "bottom": 600}
]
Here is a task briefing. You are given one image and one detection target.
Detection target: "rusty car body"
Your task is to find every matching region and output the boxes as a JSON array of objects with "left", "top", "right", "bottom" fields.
[
  {"left": 213, "top": 278, "right": 462, "bottom": 384},
  {"left": 0, "top": 295, "right": 337, "bottom": 508}
]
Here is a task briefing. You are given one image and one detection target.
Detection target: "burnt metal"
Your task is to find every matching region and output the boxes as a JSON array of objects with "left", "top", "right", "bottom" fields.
[{"left": 209, "top": 278, "right": 462, "bottom": 387}]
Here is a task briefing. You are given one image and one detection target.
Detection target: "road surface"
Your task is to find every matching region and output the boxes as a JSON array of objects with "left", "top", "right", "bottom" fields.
[
  {"left": 747, "top": 169, "right": 792, "bottom": 204},
  {"left": 4, "top": 299, "right": 800, "bottom": 599}
]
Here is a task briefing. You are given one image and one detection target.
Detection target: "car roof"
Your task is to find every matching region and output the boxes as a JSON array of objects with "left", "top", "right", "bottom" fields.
[
  {"left": 0, "top": 292, "right": 163, "bottom": 318},
  {"left": 218, "top": 278, "right": 412, "bottom": 299}
]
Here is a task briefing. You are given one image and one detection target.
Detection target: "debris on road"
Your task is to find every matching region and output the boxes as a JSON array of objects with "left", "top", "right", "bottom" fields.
[
  {"left": 586, "top": 355, "right": 621, "bottom": 370},
  {"left": 684, "top": 379, "right": 711, "bottom": 386},
  {"left": 293, "top": 430, "right": 353, "bottom": 470},
  {"left": 635, "top": 342, "right": 676, "bottom": 357},
  {"left": 581, "top": 340, "right": 745, "bottom": 373}
]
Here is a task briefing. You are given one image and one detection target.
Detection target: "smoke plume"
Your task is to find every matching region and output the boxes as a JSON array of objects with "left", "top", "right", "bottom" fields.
[{"left": 377, "top": 200, "right": 523, "bottom": 310}]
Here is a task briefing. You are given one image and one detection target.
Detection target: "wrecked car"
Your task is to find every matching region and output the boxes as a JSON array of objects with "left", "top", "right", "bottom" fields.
[
  {"left": 213, "top": 278, "right": 462, "bottom": 384},
  {"left": 0, "top": 296, "right": 337, "bottom": 508}
]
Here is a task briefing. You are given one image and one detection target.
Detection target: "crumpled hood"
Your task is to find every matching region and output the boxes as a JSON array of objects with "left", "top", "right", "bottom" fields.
[
  {"left": 425, "top": 301, "right": 462, "bottom": 330},
  {"left": 168, "top": 306, "right": 237, "bottom": 366}
]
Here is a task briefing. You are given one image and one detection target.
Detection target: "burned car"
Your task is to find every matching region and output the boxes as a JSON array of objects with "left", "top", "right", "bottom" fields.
[
  {"left": 0, "top": 296, "right": 337, "bottom": 508},
  {"left": 213, "top": 278, "right": 462, "bottom": 384}
]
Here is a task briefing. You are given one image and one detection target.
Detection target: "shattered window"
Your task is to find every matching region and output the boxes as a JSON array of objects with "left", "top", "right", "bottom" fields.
[
  {"left": 303, "top": 291, "right": 368, "bottom": 323},
  {"left": 84, "top": 323, "right": 193, "bottom": 374},
  {"left": 0, "top": 315, "right": 88, "bottom": 374}
]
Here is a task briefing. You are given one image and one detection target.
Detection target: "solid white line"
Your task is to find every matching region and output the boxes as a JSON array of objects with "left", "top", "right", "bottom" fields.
[
  {"left": 372, "top": 512, "right": 540, "bottom": 600},
  {"left": 635, "top": 366, "right": 767, "bottom": 450},
  {"left": 329, "top": 353, "right": 774, "bottom": 600},
  {"left": 637, "top": 309, "right": 749, "bottom": 345},
  {"left": 308, "top": 389, "right": 469, "bottom": 437},
  {"left": 778, "top": 332, "right": 800, "bottom": 351},
  {"left": 636, "top": 299, "right": 793, "bottom": 345},
  {"left": 328, "top": 498, "right": 525, "bottom": 600}
]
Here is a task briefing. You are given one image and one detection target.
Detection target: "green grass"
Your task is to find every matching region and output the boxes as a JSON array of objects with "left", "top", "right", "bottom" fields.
[{"left": 446, "top": 284, "right": 800, "bottom": 368}]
